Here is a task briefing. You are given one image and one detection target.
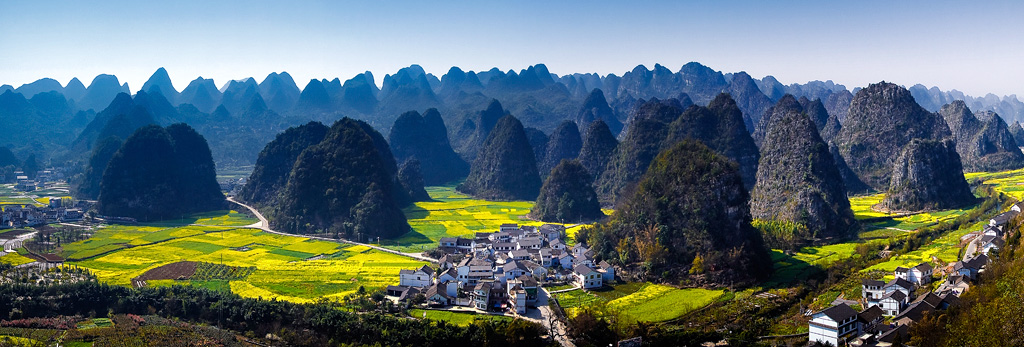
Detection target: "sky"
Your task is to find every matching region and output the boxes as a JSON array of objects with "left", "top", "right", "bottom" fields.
[{"left": 2, "top": 0, "right": 1023, "bottom": 98}]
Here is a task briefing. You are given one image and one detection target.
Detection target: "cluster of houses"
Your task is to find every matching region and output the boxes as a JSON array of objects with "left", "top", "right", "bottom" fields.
[
  {"left": 1, "top": 196, "right": 85, "bottom": 229},
  {"left": 8, "top": 170, "right": 64, "bottom": 191},
  {"left": 389, "top": 223, "right": 615, "bottom": 314},
  {"left": 809, "top": 205, "right": 1019, "bottom": 346}
]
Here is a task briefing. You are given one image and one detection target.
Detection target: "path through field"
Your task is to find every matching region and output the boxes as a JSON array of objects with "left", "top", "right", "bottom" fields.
[{"left": 226, "top": 197, "right": 437, "bottom": 263}]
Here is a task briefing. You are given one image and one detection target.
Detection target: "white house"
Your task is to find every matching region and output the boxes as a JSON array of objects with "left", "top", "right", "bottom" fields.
[
  {"left": 808, "top": 303, "right": 860, "bottom": 347},
  {"left": 978, "top": 235, "right": 1004, "bottom": 255},
  {"left": 879, "top": 290, "right": 908, "bottom": 316},
  {"left": 399, "top": 265, "right": 433, "bottom": 288},
  {"left": 884, "top": 278, "right": 914, "bottom": 297},
  {"left": 507, "top": 283, "right": 527, "bottom": 314},
  {"left": 861, "top": 279, "right": 885, "bottom": 306},
  {"left": 894, "top": 262, "right": 933, "bottom": 286},
  {"left": 574, "top": 264, "right": 603, "bottom": 289},
  {"left": 473, "top": 282, "right": 492, "bottom": 310}
]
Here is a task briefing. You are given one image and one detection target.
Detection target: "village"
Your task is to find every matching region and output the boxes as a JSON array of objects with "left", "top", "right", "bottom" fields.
[
  {"left": 389, "top": 223, "right": 613, "bottom": 315},
  {"left": 1, "top": 170, "right": 86, "bottom": 230},
  {"left": 807, "top": 204, "right": 1018, "bottom": 347}
]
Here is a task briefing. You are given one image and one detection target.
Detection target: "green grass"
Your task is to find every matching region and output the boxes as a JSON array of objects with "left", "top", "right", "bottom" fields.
[
  {"left": 554, "top": 282, "right": 722, "bottom": 322},
  {"left": 408, "top": 309, "right": 513, "bottom": 326},
  {"left": 386, "top": 184, "right": 592, "bottom": 252},
  {"left": 606, "top": 284, "right": 725, "bottom": 323}
]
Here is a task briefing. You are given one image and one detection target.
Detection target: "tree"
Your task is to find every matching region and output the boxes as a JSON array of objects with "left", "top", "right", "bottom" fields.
[{"left": 22, "top": 154, "right": 39, "bottom": 179}]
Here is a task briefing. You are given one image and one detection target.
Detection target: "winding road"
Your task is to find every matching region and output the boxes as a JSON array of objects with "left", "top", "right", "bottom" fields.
[{"left": 226, "top": 197, "right": 437, "bottom": 263}]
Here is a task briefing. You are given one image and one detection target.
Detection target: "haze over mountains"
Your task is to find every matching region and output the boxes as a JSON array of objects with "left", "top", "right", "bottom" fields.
[{"left": 3, "top": 62, "right": 1023, "bottom": 170}]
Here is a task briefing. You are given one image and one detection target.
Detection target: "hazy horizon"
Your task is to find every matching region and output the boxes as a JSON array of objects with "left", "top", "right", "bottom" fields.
[{"left": 3, "top": 0, "right": 1023, "bottom": 99}]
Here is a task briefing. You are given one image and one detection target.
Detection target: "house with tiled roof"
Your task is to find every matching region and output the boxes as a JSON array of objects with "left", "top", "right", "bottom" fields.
[{"left": 809, "top": 303, "right": 860, "bottom": 347}]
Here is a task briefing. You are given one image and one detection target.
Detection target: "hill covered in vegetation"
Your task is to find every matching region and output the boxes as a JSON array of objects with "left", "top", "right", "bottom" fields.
[
  {"left": 531, "top": 160, "right": 604, "bottom": 223},
  {"left": 257, "top": 118, "right": 415, "bottom": 239},
  {"left": 580, "top": 140, "right": 772, "bottom": 286},
  {"left": 459, "top": 115, "right": 542, "bottom": 201},
  {"left": 388, "top": 108, "right": 469, "bottom": 185},
  {"left": 98, "top": 124, "right": 224, "bottom": 220}
]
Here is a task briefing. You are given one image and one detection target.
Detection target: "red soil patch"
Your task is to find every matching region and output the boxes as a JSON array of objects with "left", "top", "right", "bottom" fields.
[{"left": 136, "top": 261, "right": 199, "bottom": 281}]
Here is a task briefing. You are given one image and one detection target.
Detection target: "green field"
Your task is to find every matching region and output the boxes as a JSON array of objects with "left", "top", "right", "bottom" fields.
[
  {"left": 388, "top": 184, "right": 591, "bottom": 252},
  {"left": 966, "top": 168, "right": 1024, "bottom": 201},
  {"left": 65, "top": 211, "right": 427, "bottom": 303},
  {"left": 408, "top": 309, "right": 513, "bottom": 326},
  {"left": 554, "top": 283, "right": 723, "bottom": 323}
]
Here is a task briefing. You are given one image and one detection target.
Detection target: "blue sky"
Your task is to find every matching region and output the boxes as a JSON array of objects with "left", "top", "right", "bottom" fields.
[{"left": 2, "top": 0, "right": 1023, "bottom": 98}]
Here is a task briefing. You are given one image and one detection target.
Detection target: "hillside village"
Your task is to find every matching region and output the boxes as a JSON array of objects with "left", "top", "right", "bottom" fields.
[
  {"left": 807, "top": 204, "right": 1020, "bottom": 347},
  {"left": 390, "top": 223, "right": 614, "bottom": 314}
]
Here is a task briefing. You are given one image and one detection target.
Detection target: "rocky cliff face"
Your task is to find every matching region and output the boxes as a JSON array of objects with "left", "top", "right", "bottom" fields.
[
  {"left": 577, "top": 120, "right": 618, "bottom": 180},
  {"left": 834, "top": 82, "right": 952, "bottom": 190},
  {"left": 881, "top": 139, "right": 975, "bottom": 211},
  {"left": 575, "top": 89, "right": 623, "bottom": 136},
  {"left": 597, "top": 93, "right": 759, "bottom": 204},
  {"left": 753, "top": 95, "right": 803, "bottom": 147},
  {"left": 824, "top": 89, "right": 853, "bottom": 123},
  {"left": 666, "top": 93, "right": 760, "bottom": 190},
  {"left": 939, "top": 101, "right": 1024, "bottom": 172},
  {"left": 750, "top": 102, "right": 856, "bottom": 242},
  {"left": 726, "top": 72, "right": 774, "bottom": 132},
  {"left": 458, "top": 115, "right": 542, "bottom": 201},
  {"left": 388, "top": 109, "right": 469, "bottom": 185},
  {"left": 1010, "top": 121, "right": 1024, "bottom": 146},
  {"left": 539, "top": 120, "right": 583, "bottom": 176}
]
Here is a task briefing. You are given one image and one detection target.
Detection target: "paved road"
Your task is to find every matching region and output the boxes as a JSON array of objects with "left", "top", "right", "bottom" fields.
[{"left": 226, "top": 197, "right": 437, "bottom": 263}]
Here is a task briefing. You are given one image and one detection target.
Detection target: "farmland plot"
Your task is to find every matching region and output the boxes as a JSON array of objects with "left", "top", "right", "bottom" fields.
[{"left": 65, "top": 218, "right": 427, "bottom": 303}]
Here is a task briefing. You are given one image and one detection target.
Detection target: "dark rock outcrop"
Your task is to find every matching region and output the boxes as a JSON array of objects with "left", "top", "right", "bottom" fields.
[
  {"left": 98, "top": 124, "right": 224, "bottom": 221},
  {"left": 539, "top": 121, "right": 583, "bottom": 176},
  {"left": 881, "top": 139, "right": 974, "bottom": 211},
  {"left": 388, "top": 109, "right": 469, "bottom": 185},
  {"left": 530, "top": 160, "right": 604, "bottom": 223},
  {"left": 834, "top": 82, "right": 952, "bottom": 190},
  {"left": 1010, "top": 121, "right": 1024, "bottom": 147},
  {"left": 666, "top": 93, "right": 760, "bottom": 190},
  {"left": 750, "top": 103, "right": 856, "bottom": 242},
  {"left": 575, "top": 89, "right": 623, "bottom": 136},
  {"left": 273, "top": 118, "right": 411, "bottom": 238},
  {"left": 237, "top": 122, "right": 330, "bottom": 206},
  {"left": 576, "top": 120, "right": 618, "bottom": 180},
  {"left": 939, "top": 101, "right": 1024, "bottom": 172},
  {"left": 459, "top": 115, "right": 542, "bottom": 201}
]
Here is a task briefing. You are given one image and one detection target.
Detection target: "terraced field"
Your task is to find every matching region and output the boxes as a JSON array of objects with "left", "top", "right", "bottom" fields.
[
  {"left": 65, "top": 210, "right": 427, "bottom": 303},
  {"left": 391, "top": 185, "right": 591, "bottom": 252},
  {"left": 966, "top": 168, "right": 1024, "bottom": 201}
]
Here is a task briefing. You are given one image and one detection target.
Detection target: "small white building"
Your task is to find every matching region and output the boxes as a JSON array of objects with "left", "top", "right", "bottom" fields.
[
  {"left": 399, "top": 265, "right": 434, "bottom": 288},
  {"left": 808, "top": 303, "right": 860, "bottom": 347},
  {"left": 574, "top": 264, "right": 603, "bottom": 289},
  {"left": 894, "top": 262, "right": 933, "bottom": 286},
  {"left": 879, "top": 290, "right": 908, "bottom": 316}
]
